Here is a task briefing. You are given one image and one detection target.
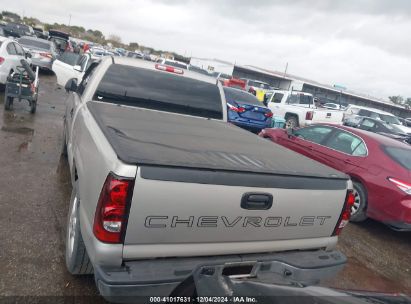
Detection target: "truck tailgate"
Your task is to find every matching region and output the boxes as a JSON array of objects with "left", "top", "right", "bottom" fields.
[
  {"left": 313, "top": 110, "right": 344, "bottom": 124},
  {"left": 123, "top": 166, "right": 348, "bottom": 258}
]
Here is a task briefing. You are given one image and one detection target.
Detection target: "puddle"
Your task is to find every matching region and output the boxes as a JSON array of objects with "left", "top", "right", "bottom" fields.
[
  {"left": 1, "top": 126, "right": 34, "bottom": 136},
  {"left": 323, "top": 257, "right": 411, "bottom": 294}
]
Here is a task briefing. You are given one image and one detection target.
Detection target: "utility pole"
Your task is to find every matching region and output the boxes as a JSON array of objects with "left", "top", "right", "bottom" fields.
[
  {"left": 284, "top": 62, "right": 288, "bottom": 78},
  {"left": 68, "top": 14, "right": 72, "bottom": 26}
]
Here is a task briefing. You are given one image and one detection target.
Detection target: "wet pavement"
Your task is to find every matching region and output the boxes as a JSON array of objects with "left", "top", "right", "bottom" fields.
[{"left": 0, "top": 73, "right": 410, "bottom": 300}]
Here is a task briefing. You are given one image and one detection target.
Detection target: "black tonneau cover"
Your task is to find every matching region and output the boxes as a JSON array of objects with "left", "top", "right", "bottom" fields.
[{"left": 87, "top": 101, "right": 348, "bottom": 180}]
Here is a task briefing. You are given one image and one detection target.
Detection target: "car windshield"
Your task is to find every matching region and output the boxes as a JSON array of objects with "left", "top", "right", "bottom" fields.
[
  {"left": 224, "top": 87, "right": 261, "bottom": 106},
  {"left": 380, "top": 114, "right": 401, "bottom": 125},
  {"left": 248, "top": 80, "right": 270, "bottom": 89},
  {"left": 384, "top": 146, "right": 411, "bottom": 170},
  {"left": 18, "top": 38, "right": 50, "bottom": 50},
  {"left": 94, "top": 64, "right": 223, "bottom": 119}
]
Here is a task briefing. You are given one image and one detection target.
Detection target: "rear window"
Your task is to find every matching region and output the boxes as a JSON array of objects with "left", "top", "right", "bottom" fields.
[
  {"left": 94, "top": 64, "right": 223, "bottom": 119},
  {"left": 18, "top": 38, "right": 50, "bottom": 50},
  {"left": 224, "top": 87, "right": 261, "bottom": 106},
  {"left": 384, "top": 146, "right": 411, "bottom": 170}
]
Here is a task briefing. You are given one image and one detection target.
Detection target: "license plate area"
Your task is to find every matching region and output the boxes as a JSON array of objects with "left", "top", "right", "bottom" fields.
[{"left": 222, "top": 262, "right": 256, "bottom": 279}]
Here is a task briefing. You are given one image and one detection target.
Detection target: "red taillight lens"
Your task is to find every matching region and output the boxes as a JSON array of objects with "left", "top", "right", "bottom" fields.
[
  {"left": 388, "top": 177, "right": 411, "bottom": 194},
  {"left": 227, "top": 103, "right": 245, "bottom": 113},
  {"left": 265, "top": 111, "right": 273, "bottom": 118},
  {"left": 305, "top": 111, "right": 314, "bottom": 120},
  {"left": 39, "top": 52, "right": 52, "bottom": 58},
  {"left": 93, "top": 174, "right": 134, "bottom": 243},
  {"left": 333, "top": 190, "right": 355, "bottom": 236},
  {"left": 0, "top": 57, "right": 4, "bottom": 65},
  {"left": 155, "top": 64, "right": 184, "bottom": 74},
  {"left": 249, "top": 88, "right": 256, "bottom": 95}
]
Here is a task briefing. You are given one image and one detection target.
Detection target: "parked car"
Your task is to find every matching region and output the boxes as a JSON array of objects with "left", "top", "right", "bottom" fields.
[
  {"left": 0, "top": 37, "right": 31, "bottom": 85},
  {"left": 260, "top": 124, "right": 411, "bottom": 231},
  {"left": 354, "top": 116, "right": 411, "bottom": 144},
  {"left": 32, "top": 27, "right": 48, "bottom": 39},
  {"left": 3, "top": 22, "right": 35, "bottom": 38},
  {"left": 397, "top": 117, "right": 411, "bottom": 127},
  {"left": 224, "top": 86, "right": 273, "bottom": 133},
  {"left": 62, "top": 57, "right": 352, "bottom": 301},
  {"left": 266, "top": 90, "right": 344, "bottom": 128},
  {"left": 156, "top": 58, "right": 188, "bottom": 69},
  {"left": 0, "top": 26, "right": 6, "bottom": 38},
  {"left": 52, "top": 52, "right": 95, "bottom": 87},
  {"left": 127, "top": 51, "right": 143, "bottom": 59},
  {"left": 222, "top": 77, "right": 246, "bottom": 90},
  {"left": 322, "top": 102, "right": 344, "bottom": 110},
  {"left": 17, "top": 36, "right": 58, "bottom": 71},
  {"left": 48, "top": 29, "right": 72, "bottom": 53},
  {"left": 343, "top": 104, "right": 411, "bottom": 135},
  {"left": 241, "top": 78, "right": 271, "bottom": 102}
]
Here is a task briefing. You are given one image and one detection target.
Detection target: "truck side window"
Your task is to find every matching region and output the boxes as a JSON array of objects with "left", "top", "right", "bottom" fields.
[
  {"left": 77, "top": 62, "right": 99, "bottom": 96},
  {"left": 273, "top": 93, "right": 284, "bottom": 103},
  {"left": 6, "top": 43, "right": 17, "bottom": 55},
  {"left": 360, "top": 119, "right": 375, "bottom": 130}
]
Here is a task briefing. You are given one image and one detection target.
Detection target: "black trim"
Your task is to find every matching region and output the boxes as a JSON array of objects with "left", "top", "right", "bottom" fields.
[{"left": 140, "top": 166, "right": 347, "bottom": 190}]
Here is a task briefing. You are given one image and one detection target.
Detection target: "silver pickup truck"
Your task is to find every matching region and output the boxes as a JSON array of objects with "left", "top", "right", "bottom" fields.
[{"left": 62, "top": 57, "right": 353, "bottom": 301}]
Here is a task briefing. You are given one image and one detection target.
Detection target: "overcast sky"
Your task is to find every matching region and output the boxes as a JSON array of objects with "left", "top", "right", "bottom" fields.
[{"left": 5, "top": 0, "right": 411, "bottom": 99}]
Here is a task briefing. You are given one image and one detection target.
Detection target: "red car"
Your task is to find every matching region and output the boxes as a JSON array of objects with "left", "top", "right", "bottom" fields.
[{"left": 260, "top": 124, "right": 411, "bottom": 231}]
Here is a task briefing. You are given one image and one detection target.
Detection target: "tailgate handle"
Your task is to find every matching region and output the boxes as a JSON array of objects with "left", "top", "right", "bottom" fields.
[{"left": 241, "top": 193, "right": 273, "bottom": 210}]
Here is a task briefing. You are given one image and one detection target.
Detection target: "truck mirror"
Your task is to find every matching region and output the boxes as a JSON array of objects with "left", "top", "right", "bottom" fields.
[{"left": 65, "top": 78, "right": 78, "bottom": 93}]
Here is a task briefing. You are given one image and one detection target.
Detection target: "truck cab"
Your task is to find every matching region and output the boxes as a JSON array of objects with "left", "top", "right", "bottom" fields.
[{"left": 266, "top": 90, "right": 344, "bottom": 128}]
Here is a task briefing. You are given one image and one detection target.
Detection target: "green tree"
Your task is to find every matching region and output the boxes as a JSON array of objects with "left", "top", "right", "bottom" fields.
[
  {"left": 129, "top": 42, "right": 139, "bottom": 50},
  {"left": 388, "top": 96, "right": 404, "bottom": 105},
  {"left": 405, "top": 98, "right": 411, "bottom": 108},
  {"left": 2, "top": 11, "right": 21, "bottom": 21}
]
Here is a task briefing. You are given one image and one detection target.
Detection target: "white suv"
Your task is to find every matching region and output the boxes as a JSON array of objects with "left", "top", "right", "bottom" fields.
[
  {"left": 0, "top": 37, "right": 28, "bottom": 84},
  {"left": 344, "top": 105, "right": 411, "bottom": 134}
]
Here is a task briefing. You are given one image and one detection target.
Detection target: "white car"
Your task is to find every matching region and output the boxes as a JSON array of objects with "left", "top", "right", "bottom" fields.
[
  {"left": 52, "top": 52, "right": 94, "bottom": 87},
  {"left": 322, "top": 102, "right": 344, "bottom": 110},
  {"left": 0, "top": 37, "right": 29, "bottom": 84},
  {"left": 343, "top": 104, "right": 411, "bottom": 134}
]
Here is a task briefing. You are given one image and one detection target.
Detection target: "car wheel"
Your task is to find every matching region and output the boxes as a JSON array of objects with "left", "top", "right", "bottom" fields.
[
  {"left": 30, "top": 101, "right": 37, "bottom": 114},
  {"left": 350, "top": 181, "right": 368, "bottom": 222},
  {"left": 4, "top": 96, "right": 13, "bottom": 111},
  {"left": 65, "top": 183, "right": 93, "bottom": 275},
  {"left": 286, "top": 116, "right": 298, "bottom": 129}
]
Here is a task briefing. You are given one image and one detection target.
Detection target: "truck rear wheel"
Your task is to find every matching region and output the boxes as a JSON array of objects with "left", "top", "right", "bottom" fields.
[
  {"left": 285, "top": 116, "right": 299, "bottom": 129},
  {"left": 4, "top": 96, "right": 13, "bottom": 111},
  {"left": 350, "top": 181, "right": 368, "bottom": 222},
  {"left": 65, "top": 184, "right": 93, "bottom": 275}
]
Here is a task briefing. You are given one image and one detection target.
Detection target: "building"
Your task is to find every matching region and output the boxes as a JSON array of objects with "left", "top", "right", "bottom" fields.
[
  {"left": 232, "top": 65, "right": 411, "bottom": 118},
  {"left": 189, "top": 57, "right": 234, "bottom": 75}
]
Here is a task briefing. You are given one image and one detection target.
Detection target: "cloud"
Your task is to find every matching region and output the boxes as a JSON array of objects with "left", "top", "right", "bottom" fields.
[{"left": 4, "top": 0, "right": 411, "bottom": 99}]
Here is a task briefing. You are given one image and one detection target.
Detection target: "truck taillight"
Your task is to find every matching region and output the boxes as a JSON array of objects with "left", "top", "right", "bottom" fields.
[
  {"left": 93, "top": 173, "right": 134, "bottom": 244},
  {"left": 306, "top": 111, "right": 314, "bottom": 120},
  {"left": 0, "top": 57, "right": 4, "bottom": 65},
  {"left": 333, "top": 190, "right": 355, "bottom": 236},
  {"left": 249, "top": 88, "right": 256, "bottom": 95}
]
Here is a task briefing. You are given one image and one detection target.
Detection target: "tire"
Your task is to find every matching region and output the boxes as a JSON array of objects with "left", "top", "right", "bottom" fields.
[
  {"left": 4, "top": 96, "right": 13, "bottom": 111},
  {"left": 30, "top": 101, "right": 37, "bottom": 114},
  {"left": 61, "top": 121, "right": 68, "bottom": 157},
  {"left": 65, "top": 184, "right": 93, "bottom": 275},
  {"left": 285, "top": 115, "right": 299, "bottom": 129},
  {"left": 350, "top": 181, "right": 368, "bottom": 222}
]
